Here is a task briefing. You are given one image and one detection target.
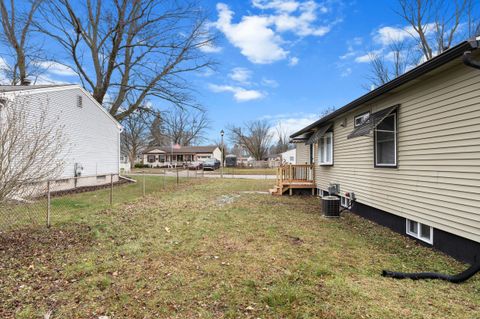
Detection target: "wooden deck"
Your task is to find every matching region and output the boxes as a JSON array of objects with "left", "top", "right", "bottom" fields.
[{"left": 269, "top": 164, "right": 316, "bottom": 196}]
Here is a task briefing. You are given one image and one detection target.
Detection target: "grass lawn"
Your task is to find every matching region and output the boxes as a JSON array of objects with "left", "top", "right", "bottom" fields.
[{"left": 1, "top": 178, "right": 479, "bottom": 318}]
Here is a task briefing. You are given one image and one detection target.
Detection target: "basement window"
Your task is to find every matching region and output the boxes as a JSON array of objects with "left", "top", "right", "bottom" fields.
[
  {"left": 340, "top": 196, "right": 351, "bottom": 208},
  {"left": 318, "top": 132, "right": 333, "bottom": 165},
  {"left": 406, "top": 219, "right": 433, "bottom": 244}
]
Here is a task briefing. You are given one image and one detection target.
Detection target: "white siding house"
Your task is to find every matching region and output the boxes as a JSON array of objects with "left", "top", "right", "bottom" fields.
[
  {"left": 280, "top": 149, "right": 296, "bottom": 164},
  {"left": 0, "top": 84, "right": 122, "bottom": 191}
]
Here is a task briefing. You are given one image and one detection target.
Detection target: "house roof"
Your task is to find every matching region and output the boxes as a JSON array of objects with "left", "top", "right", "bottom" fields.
[
  {"left": 290, "top": 39, "right": 480, "bottom": 138},
  {"left": 144, "top": 145, "right": 218, "bottom": 154},
  {"left": 0, "top": 84, "right": 75, "bottom": 92}
]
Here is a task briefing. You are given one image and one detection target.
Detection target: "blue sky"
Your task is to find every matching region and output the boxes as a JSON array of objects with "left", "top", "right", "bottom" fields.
[
  {"left": 188, "top": 0, "right": 423, "bottom": 141},
  {"left": 10, "top": 0, "right": 475, "bottom": 144}
]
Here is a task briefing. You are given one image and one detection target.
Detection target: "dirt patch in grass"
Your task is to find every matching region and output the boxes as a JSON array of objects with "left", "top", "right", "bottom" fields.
[{"left": 0, "top": 178, "right": 479, "bottom": 318}]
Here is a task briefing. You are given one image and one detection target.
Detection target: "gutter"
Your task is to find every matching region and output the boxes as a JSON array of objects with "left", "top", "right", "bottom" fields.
[{"left": 291, "top": 39, "right": 479, "bottom": 138}]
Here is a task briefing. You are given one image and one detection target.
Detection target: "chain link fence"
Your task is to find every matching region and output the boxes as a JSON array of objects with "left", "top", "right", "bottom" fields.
[{"left": 0, "top": 172, "right": 192, "bottom": 233}]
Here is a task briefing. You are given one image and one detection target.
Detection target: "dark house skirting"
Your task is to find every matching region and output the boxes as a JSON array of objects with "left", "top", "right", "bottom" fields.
[{"left": 351, "top": 201, "right": 480, "bottom": 265}]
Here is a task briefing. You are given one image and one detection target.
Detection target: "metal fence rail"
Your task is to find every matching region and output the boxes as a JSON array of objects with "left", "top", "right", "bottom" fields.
[{"left": 0, "top": 172, "right": 191, "bottom": 233}]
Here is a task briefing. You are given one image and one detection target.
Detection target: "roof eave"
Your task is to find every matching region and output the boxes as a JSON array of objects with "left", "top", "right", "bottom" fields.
[{"left": 290, "top": 39, "right": 478, "bottom": 138}]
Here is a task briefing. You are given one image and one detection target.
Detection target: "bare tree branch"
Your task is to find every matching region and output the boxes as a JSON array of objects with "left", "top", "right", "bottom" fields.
[
  {"left": 37, "top": 0, "right": 217, "bottom": 121},
  {"left": 0, "top": 0, "right": 43, "bottom": 85},
  {"left": 0, "top": 95, "right": 66, "bottom": 202},
  {"left": 121, "top": 110, "right": 152, "bottom": 169},
  {"left": 397, "top": 0, "right": 475, "bottom": 61},
  {"left": 229, "top": 120, "right": 273, "bottom": 161},
  {"left": 151, "top": 108, "right": 210, "bottom": 146}
]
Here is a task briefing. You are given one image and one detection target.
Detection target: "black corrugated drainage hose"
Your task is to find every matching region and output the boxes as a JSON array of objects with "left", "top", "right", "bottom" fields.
[{"left": 382, "top": 262, "right": 480, "bottom": 283}]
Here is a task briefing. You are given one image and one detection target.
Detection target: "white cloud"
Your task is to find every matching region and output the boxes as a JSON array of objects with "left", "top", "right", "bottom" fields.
[
  {"left": 214, "top": 2, "right": 335, "bottom": 64},
  {"left": 215, "top": 3, "right": 288, "bottom": 64},
  {"left": 252, "top": 0, "right": 300, "bottom": 13},
  {"left": 373, "top": 24, "right": 434, "bottom": 46},
  {"left": 263, "top": 112, "right": 319, "bottom": 137},
  {"left": 229, "top": 67, "right": 252, "bottom": 84},
  {"left": 271, "top": 1, "right": 331, "bottom": 36},
  {"left": 261, "top": 77, "right": 279, "bottom": 88},
  {"left": 373, "top": 26, "right": 412, "bottom": 46},
  {"left": 199, "top": 43, "right": 223, "bottom": 53},
  {"left": 36, "top": 61, "right": 77, "bottom": 76},
  {"left": 340, "top": 67, "right": 352, "bottom": 77},
  {"left": 354, "top": 53, "right": 371, "bottom": 63},
  {"left": 288, "top": 57, "right": 299, "bottom": 66},
  {"left": 208, "top": 83, "right": 265, "bottom": 102}
]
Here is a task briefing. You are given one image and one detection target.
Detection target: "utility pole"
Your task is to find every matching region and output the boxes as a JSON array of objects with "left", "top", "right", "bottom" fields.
[{"left": 220, "top": 129, "right": 224, "bottom": 178}]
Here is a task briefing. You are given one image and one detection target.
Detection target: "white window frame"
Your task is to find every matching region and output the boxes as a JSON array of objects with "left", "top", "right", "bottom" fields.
[
  {"left": 340, "top": 196, "right": 351, "bottom": 208},
  {"left": 354, "top": 112, "right": 370, "bottom": 127},
  {"left": 374, "top": 113, "right": 397, "bottom": 167},
  {"left": 406, "top": 219, "right": 433, "bottom": 244},
  {"left": 318, "top": 132, "right": 333, "bottom": 166}
]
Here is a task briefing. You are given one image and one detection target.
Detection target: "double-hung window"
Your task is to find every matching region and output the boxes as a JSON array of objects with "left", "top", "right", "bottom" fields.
[
  {"left": 318, "top": 132, "right": 333, "bottom": 165},
  {"left": 375, "top": 113, "right": 397, "bottom": 167}
]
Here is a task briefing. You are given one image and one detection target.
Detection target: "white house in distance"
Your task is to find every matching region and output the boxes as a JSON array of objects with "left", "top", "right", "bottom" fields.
[
  {"left": 0, "top": 84, "right": 122, "bottom": 191},
  {"left": 280, "top": 149, "right": 296, "bottom": 164},
  {"left": 143, "top": 145, "right": 222, "bottom": 167}
]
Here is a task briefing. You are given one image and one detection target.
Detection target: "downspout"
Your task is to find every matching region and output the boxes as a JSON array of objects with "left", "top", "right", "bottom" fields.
[{"left": 462, "top": 51, "right": 480, "bottom": 69}]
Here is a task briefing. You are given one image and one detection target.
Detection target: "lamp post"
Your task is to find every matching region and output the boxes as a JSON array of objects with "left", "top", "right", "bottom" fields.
[{"left": 220, "top": 129, "right": 224, "bottom": 178}]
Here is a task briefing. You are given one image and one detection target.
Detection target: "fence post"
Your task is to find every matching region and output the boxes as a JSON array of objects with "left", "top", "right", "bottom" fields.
[
  {"left": 163, "top": 167, "right": 166, "bottom": 189},
  {"left": 176, "top": 167, "right": 179, "bottom": 185},
  {"left": 47, "top": 181, "right": 51, "bottom": 228},
  {"left": 110, "top": 174, "right": 114, "bottom": 205},
  {"left": 142, "top": 171, "right": 146, "bottom": 196}
]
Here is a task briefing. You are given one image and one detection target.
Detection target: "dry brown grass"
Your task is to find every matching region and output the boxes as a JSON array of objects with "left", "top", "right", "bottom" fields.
[{"left": 1, "top": 178, "right": 479, "bottom": 318}]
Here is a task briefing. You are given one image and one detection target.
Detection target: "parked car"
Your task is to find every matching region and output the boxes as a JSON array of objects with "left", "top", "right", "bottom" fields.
[
  {"left": 203, "top": 158, "right": 220, "bottom": 170},
  {"left": 225, "top": 154, "right": 237, "bottom": 167},
  {"left": 188, "top": 161, "right": 203, "bottom": 170}
]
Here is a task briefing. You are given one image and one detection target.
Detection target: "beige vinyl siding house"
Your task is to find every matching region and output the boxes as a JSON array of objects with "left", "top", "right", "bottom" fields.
[
  {"left": 290, "top": 39, "right": 480, "bottom": 263},
  {"left": 294, "top": 142, "right": 311, "bottom": 164}
]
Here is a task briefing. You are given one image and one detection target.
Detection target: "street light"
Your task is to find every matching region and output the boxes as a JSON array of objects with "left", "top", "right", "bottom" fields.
[{"left": 220, "top": 129, "right": 224, "bottom": 178}]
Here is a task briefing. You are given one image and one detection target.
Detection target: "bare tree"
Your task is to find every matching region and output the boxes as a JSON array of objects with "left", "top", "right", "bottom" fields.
[
  {"left": 148, "top": 113, "right": 168, "bottom": 147},
  {"left": 121, "top": 111, "right": 151, "bottom": 168},
  {"left": 229, "top": 120, "right": 273, "bottom": 160},
  {"left": 272, "top": 122, "right": 291, "bottom": 154},
  {"left": 365, "top": 39, "right": 420, "bottom": 89},
  {"left": 0, "top": 0, "right": 43, "bottom": 85},
  {"left": 37, "top": 0, "right": 215, "bottom": 121},
  {"left": 159, "top": 108, "right": 209, "bottom": 146},
  {"left": 397, "top": 0, "right": 476, "bottom": 61},
  {"left": 0, "top": 97, "right": 65, "bottom": 202}
]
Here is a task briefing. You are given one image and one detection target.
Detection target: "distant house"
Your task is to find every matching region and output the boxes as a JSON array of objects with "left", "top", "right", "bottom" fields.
[
  {"left": 0, "top": 84, "right": 122, "bottom": 191},
  {"left": 288, "top": 38, "right": 480, "bottom": 263},
  {"left": 143, "top": 145, "right": 222, "bottom": 167},
  {"left": 280, "top": 149, "right": 296, "bottom": 164}
]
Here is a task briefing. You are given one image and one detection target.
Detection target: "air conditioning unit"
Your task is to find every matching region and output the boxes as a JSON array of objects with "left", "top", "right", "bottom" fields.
[{"left": 322, "top": 196, "right": 340, "bottom": 218}]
